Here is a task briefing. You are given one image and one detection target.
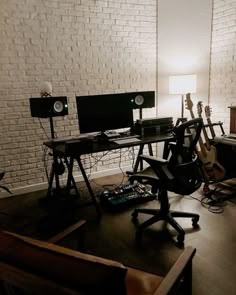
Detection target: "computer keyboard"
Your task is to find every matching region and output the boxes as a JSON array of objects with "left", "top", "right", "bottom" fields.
[{"left": 113, "top": 137, "right": 141, "bottom": 145}]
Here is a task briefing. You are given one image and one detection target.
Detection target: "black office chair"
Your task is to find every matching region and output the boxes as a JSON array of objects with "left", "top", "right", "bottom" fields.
[{"left": 129, "top": 118, "right": 203, "bottom": 246}]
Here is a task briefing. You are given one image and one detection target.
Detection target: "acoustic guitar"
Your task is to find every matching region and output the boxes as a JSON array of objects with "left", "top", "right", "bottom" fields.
[{"left": 185, "top": 94, "right": 224, "bottom": 183}]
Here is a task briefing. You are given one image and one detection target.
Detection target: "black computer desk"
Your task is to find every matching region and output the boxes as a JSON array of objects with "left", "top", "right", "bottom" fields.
[{"left": 44, "top": 133, "right": 177, "bottom": 217}]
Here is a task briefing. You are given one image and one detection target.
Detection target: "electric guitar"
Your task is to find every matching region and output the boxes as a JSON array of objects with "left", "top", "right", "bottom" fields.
[
  {"left": 185, "top": 94, "right": 224, "bottom": 183},
  {"left": 185, "top": 95, "right": 208, "bottom": 162},
  {"left": 197, "top": 101, "right": 215, "bottom": 152},
  {"left": 197, "top": 101, "right": 225, "bottom": 181}
]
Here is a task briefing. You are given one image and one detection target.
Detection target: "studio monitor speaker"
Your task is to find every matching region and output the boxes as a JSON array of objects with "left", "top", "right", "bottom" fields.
[
  {"left": 129, "top": 91, "right": 155, "bottom": 109},
  {"left": 29, "top": 96, "right": 68, "bottom": 118}
]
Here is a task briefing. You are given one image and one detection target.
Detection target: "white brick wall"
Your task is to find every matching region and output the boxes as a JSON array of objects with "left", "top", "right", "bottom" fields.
[
  {"left": 210, "top": 0, "right": 236, "bottom": 135},
  {"left": 0, "top": 0, "right": 157, "bottom": 195}
]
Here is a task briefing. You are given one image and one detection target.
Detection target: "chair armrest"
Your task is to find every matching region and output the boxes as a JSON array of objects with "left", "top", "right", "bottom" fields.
[
  {"left": 139, "top": 155, "right": 174, "bottom": 181},
  {"left": 154, "top": 246, "right": 196, "bottom": 295},
  {"left": 47, "top": 220, "right": 86, "bottom": 244},
  {"left": 4, "top": 219, "right": 87, "bottom": 251},
  {"left": 139, "top": 154, "right": 168, "bottom": 165}
]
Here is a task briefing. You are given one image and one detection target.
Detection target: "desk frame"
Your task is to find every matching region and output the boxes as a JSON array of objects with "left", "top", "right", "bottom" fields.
[{"left": 45, "top": 134, "right": 176, "bottom": 218}]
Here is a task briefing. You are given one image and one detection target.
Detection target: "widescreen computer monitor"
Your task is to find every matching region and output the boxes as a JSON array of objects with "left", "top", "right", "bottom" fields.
[{"left": 76, "top": 93, "right": 134, "bottom": 135}]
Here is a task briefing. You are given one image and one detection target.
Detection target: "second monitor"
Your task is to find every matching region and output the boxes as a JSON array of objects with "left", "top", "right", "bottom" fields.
[{"left": 76, "top": 91, "right": 155, "bottom": 136}]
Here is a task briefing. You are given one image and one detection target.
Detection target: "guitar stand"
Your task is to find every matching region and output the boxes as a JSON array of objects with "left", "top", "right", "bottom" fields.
[{"left": 204, "top": 121, "right": 225, "bottom": 136}]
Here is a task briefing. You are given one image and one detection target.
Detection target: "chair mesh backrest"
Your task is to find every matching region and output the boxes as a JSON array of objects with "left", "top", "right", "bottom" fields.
[
  {"left": 171, "top": 156, "right": 203, "bottom": 195},
  {"left": 168, "top": 118, "right": 203, "bottom": 195},
  {"left": 169, "top": 118, "right": 202, "bottom": 165}
]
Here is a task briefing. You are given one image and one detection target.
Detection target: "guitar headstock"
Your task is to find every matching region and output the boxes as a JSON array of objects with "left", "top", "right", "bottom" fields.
[
  {"left": 197, "top": 101, "right": 203, "bottom": 117},
  {"left": 205, "top": 105, "right": 212, "bottom": 118},
  {"left": 185, "top": 93, "right": 193, "bottom": 111}
]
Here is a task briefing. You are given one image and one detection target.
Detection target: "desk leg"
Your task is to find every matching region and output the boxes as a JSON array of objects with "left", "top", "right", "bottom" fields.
[
  {"left": 133, "top": 143, "right": 145, "bottom": 173},
  {"left": 46, "top": 159, "right": 61, "bottom": 198},
  {"left": 148, "top": 143, "right": 153, "bottom": 156},
  {"left": 163, "top": 140, "right": 171, "bottom": 159},
  {"left": 76, "top": 156, "right": 101, "bottom": 218},
  {"left": 133, "top": 143, "right": 154, "bottom": 173},
  {"left": 65, "top": 157, "right": 80, "bottom": 198}
]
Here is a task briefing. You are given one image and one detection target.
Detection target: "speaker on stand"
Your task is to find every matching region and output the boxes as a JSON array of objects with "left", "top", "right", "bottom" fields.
[
  {"left": 29, "top": 82, "right": 78, "bottom": 202},
  {"left": 130, "top": 91, "right": 155, "bottom": 120},
  {"left": 128, "top": 91, "right": 156, "bottom": 173}
]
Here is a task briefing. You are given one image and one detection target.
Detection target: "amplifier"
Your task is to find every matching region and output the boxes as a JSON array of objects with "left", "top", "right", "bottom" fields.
[
  {"left": 136, "top": 117, "right": 173, "bottom": 127},
  {"left": 132, "top": 117, "right": 173, "bottom": 137}
]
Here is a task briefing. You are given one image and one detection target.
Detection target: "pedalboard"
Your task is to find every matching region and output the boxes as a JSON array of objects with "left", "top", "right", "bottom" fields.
[{"left": 98, "top": 183, "right": 156, "bottom": 210}]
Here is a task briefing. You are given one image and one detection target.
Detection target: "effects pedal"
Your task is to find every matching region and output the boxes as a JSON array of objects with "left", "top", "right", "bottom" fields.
[{"left": 98, "top": 183, "right": 156, "bottom": 210}]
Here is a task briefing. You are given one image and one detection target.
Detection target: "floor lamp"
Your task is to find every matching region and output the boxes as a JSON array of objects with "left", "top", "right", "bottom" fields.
[{"left": 169, "top": 74, "right": 197, "bottom": 124}]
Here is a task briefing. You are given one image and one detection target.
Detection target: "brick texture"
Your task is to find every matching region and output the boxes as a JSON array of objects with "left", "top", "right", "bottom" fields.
[
  {"left": 210, "top": 0, "right": 236, "bottom": 135},
  {"left": 0, "top": 0, "right": 157, "bottom": 193}
]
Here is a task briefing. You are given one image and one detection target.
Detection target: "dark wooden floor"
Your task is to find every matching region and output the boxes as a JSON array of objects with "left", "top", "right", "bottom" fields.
[{"left": 0, "top": 173, "right": 235, "bottom": 295}]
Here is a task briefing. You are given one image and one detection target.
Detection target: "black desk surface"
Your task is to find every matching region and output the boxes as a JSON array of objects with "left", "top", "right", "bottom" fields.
[{"left": 45, "top": 133, "right": 176, "bottom": 158}]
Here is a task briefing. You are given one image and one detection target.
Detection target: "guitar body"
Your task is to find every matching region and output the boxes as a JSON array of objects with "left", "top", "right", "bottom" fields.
[
  {"left": 185, "top": 95, "right": 225, "bottom": 183},
  {"left": 202, "top": 145, "right": 225, "bottom": 181},
  {"left": 195, "top": 141, "right": 225, "bottom": 182}
]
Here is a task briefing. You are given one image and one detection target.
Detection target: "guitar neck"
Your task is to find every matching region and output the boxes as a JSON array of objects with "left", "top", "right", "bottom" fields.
[
  {"left": 189, "top": 110, "right": 207, "bottom": 158},
  {"left": 206, "top": 118, "right": 216, "bottom": 138},
  {"left": 201, "top": 120, "right": 211, "bottom": 150}
]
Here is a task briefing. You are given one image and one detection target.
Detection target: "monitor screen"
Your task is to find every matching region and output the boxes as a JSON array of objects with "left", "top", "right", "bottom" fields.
[{"left": 76, "top": 93, "right": 134, "bottom": 134}]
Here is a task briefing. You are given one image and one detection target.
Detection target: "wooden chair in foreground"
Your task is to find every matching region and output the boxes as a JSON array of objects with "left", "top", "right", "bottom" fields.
[{"left": 0, "top": 221, "right": 196, "bottom": 295}]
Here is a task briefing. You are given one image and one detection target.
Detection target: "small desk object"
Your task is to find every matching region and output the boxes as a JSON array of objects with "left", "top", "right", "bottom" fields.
[{"left": 45, "top": 133, "right": 177, "bottom": 217}]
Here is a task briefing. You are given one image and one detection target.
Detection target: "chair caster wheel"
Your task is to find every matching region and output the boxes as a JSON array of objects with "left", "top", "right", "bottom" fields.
[
  {"left": 192, "top": 216, "right": 199, "bottom": 228},
  {"left": 176, "top": 234, "right": 184, "bottom": 247},
  {"left": 131, "top": 210, "right": 138, "bottom": 221}
]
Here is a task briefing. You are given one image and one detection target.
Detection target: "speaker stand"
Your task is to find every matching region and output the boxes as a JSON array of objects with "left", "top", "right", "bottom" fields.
[
  {"left": 44, "top": 116, "right": 79, "bottom": 202},
  {"left": 46, "top": 116, "right": 61, "bottom": 198},
  {"left": 139, "top": 108, "right": 143, "bottom": 120},
  {"left": 126, "top": 107, "right": 153, "bottom": 176}
]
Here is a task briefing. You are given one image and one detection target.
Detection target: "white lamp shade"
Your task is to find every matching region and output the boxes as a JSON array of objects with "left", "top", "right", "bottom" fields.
[
  {"left": 169, "top": 75, "right": 197, "bottom": 94},
  {"left": 40, "top": 81, "right": 52, "bottom": 96}
]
